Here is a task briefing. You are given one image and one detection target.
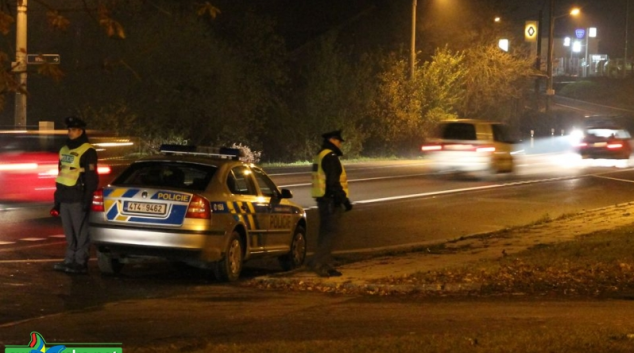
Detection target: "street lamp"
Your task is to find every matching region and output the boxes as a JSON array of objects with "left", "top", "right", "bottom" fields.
[{"left": 546, "top": 1, "right": 579, "bottom": 112}]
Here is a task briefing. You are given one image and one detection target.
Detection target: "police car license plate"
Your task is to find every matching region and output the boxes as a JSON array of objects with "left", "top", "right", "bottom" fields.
[{"left": 124, "top": 201, "right": 167, "bottom": 215}]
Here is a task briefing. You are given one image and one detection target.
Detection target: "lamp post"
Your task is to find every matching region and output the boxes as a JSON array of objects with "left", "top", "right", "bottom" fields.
[{"left": 546, "top": 0, "right": 579, "bottom": 112}]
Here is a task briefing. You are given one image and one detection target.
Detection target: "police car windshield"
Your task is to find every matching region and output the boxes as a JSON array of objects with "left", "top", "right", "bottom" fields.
[{"left": 113, "top": 161, "right": 217, "bottom": 191}]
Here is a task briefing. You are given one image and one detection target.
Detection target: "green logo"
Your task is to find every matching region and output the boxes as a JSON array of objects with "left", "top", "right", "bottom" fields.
[{"left": 5, "top": 332, "right": 122, "bottom": 353}]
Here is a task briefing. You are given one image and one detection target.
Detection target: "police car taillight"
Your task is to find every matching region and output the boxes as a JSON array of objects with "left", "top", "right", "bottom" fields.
[
  {"left": 186, "top": 195, "right": 211, "bottom": 219},
  {"left": 91, "top": 188, "right": 105, "bottom": 212}
]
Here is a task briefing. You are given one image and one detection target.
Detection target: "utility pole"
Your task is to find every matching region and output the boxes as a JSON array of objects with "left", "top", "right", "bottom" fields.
[
  {"left": 14, "top": 0, "right": 27, "bottom": 129},
  {"left": 535, "top": 9, "right": 543, "bottom": 110},
  {"left": 410, "top": 0, "right": 417, "bottom": 80},
  {"left": 546, "top": 0, "right": 555, "bottom": 113},
  {"left": 625, "top": 0, "right": 630, "bottom": 78}
]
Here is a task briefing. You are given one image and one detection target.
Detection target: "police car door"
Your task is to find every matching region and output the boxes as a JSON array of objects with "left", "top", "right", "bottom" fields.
[
  {"left": 251, "top": 168, "right": 293, "bottom": 252},
  {"left": 226, "top": 166, "right": 269, "bottom": 253}
]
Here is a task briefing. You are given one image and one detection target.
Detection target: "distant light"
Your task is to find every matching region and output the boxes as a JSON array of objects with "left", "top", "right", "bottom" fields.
[
  {"left": 570, "top": 8, "right": 581, "bottom": 16},
  {"left": 575, "top": 28, "right": 585, "bottom": 39},
  {"left": 572, "top": 41, "right": 582, "bottom": 53},
  {"left": 97, "top": 166, "right": 112, "bottom": 175},
  {"left": 92, "top": 142, "right": 134, "bottom": 147},
  {"left": 494, "top": 17, "right": 501, "bottom": 23},
  {"left": 564, "top": 37, "right": 571, "bottom": 46},
  {"left": 589, "top": 27, "right": 597, "bottom": 38},
  {"left": 498, "top": 39, "right": 509, "bottom": 52}
]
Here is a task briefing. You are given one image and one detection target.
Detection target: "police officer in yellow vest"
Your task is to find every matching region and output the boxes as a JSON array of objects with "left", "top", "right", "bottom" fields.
[
  {"left": 309, "top": 129, "right": 353, "bottom": 277},
  {"left": 51, "top": 116, "right": 99, "bottom": 274}
]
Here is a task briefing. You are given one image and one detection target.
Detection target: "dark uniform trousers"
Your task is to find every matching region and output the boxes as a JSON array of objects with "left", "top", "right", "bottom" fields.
[
  {"left": 311, "top": 197, "right": 345, "bottom": 269},
  {"left": 60, "top": 202, "right": 91, "bottom": 266}
]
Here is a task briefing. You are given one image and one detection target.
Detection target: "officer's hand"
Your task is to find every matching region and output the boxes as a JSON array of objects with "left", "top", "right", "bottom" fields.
[
  {"left": 343, "top": 198, "right": 353, "bottom": 212},
  {"left": 50, "top": 204, "right": 60, "bottom": 217}
]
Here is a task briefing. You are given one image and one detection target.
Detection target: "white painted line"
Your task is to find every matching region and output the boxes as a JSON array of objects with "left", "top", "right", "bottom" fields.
[
  {"left": 268, "top": 162, "right": 430, "bottom": 176},
  {"left": 593, "top": 175, "right": 634, "bottom": 183},
  {"left": 19, "top": 238, "right": 46, "bottom": 242},
  {"left": 0, "top": 241, "right": 15, "bottom": 245},
  {"left": 281, "top": 172, "right": 432, "bottom": 188},
  {"left": 0, "top": 241, "right": 67, "bottom": 253},
  {"left": 353, "top": 176, "right": 579, "bottom": 205}
]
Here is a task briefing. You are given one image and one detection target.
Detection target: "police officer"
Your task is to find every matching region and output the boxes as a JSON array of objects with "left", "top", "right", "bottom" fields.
[
  {"left": 51, "top": 116, "right": 99, "bottom": 274},
  {"left": 309, "top": 129, "right": 353, "bottom": 277}
]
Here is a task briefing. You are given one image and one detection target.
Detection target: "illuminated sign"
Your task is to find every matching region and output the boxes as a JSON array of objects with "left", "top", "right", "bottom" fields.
[{"left": 525, "top": 21, "right": 538, "bottom": 42}]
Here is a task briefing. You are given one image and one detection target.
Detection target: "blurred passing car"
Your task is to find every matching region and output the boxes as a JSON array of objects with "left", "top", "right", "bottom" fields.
[
  {"left": 0, "top": 130, "right": 137, "bottom": 202},
  {"left": 89, "top": 145, "right": 307, "bottom": 282},
  {"left": 575, "top": 125, "right": 634, "bottom": 160},
  {"left": 421, "top": 119, "right": 518, "bottom": 178}
]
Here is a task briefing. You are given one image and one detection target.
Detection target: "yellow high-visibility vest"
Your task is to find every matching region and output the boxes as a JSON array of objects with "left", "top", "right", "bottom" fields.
[
  {"left": 311, "top": 149, "right": 349, "bottom": 198},
  {"left": 55, "top": 143, "right": 93, "bottom": 187}
]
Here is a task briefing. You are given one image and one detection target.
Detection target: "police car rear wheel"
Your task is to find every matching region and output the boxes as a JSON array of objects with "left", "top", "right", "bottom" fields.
[
  {"left": 278, "top": 226, "right": 307, "bottom": 271},
  {"left": 214, "top": 231, "right": 243, "bottom": 282},
  {"left": 97, "top": 250, "right": 123, "bottom": 275}
]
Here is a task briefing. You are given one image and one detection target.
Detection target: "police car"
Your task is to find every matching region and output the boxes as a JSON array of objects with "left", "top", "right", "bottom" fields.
[{"left": 89, "top": 145, "right": 307, "bottom": 281}]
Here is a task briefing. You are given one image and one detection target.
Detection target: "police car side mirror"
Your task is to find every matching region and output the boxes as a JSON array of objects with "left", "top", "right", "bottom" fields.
[{"left": 279, "top": 188, "right": 293, "bottom": 199}]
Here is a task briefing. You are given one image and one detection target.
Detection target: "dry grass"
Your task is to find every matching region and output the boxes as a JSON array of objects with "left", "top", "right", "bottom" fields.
[{"left": 128, "top": 327, "right": 634, "bottom": 353}]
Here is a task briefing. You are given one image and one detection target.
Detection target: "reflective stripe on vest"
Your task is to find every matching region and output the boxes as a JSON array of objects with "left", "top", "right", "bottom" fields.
[
  {"left": 311, "top": 149, "right": 349, "bottom": 198},
  {"left": 55, "top": 143, "right": 93, "bottom": 187}
]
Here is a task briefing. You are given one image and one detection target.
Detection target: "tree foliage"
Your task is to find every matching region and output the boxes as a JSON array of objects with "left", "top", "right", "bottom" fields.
[
  {"left": 275, "top": 32, "right": 373, "bottom": 161},
  {"left": 460, "top": 45, "right": 536, "bottom": 122},
  {"left": 0, "top": 0, "right": 539, "bottom": 161}
]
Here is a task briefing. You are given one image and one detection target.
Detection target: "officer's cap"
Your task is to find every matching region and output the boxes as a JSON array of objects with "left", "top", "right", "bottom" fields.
[
  {"left": 321, "top": 129, "right": 345, "bottom": 142},
  {"left": 65, "top": 116, "right": 86, "bottom": 129}
]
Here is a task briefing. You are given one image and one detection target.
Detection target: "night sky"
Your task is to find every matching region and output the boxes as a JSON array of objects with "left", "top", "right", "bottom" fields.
[
  {"left": 495, "top": 0, "right": 631, "bottom": 58},
  {"left": 247, "top": 0, "right": 633, "bottom": 58}
]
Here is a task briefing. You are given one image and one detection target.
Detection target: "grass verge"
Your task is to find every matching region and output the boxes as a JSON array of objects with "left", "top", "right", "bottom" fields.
[
  {"left": 128, "top": 327, "right": 634, "bottom": 353},
  {"left": 379, "top": 224, "right": 634, "bottom": 298}
]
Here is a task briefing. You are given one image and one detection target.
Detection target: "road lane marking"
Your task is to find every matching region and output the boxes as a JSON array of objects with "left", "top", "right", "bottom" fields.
[
  {"left": 280, "top": 172, "right": 433, "bottom": 188},
  {"left": 268, "top": 162, "right": 430, "bottom": 176},
  {"left": 300, "top": 175, "right": 588, "bottom": 210},
  {"left": 0, "top": 241, "right": 15, "bottom": 245},
  {"left": 0, "top": 241, "right": 66, "bottom": 253},
  {"left": 19, "top": 238, "right": 46, "bottom": 242},
  {"left": 592, "top": 175, "right": 634, "bottom": 183}
]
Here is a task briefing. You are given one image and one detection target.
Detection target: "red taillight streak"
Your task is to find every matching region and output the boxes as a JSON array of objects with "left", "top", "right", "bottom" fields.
[
  {"left": 427, "top": 143, "right": 496, "bottom": 153},
  {"left": 92, "top": 188, "right": 105, "bottom": 212},
  {"left": 475, "top": 146, "right": 496, "bottom": 153},
  {"left": 421, "top": 145, "right": 442, "bottom": 152},
  {"left": 97, "top": 165, "right": 111, "bottom": 175},
  {"left": 0, "top": 163, "right": 38, "bottom": 171},
  {"left": 186, "top": 195, "right": 211, "bottom": 219}
]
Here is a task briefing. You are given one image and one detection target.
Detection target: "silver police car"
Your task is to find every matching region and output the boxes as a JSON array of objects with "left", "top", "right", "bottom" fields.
[{"left": 89, "top": 146, "right": 307, "bottom": 281}]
